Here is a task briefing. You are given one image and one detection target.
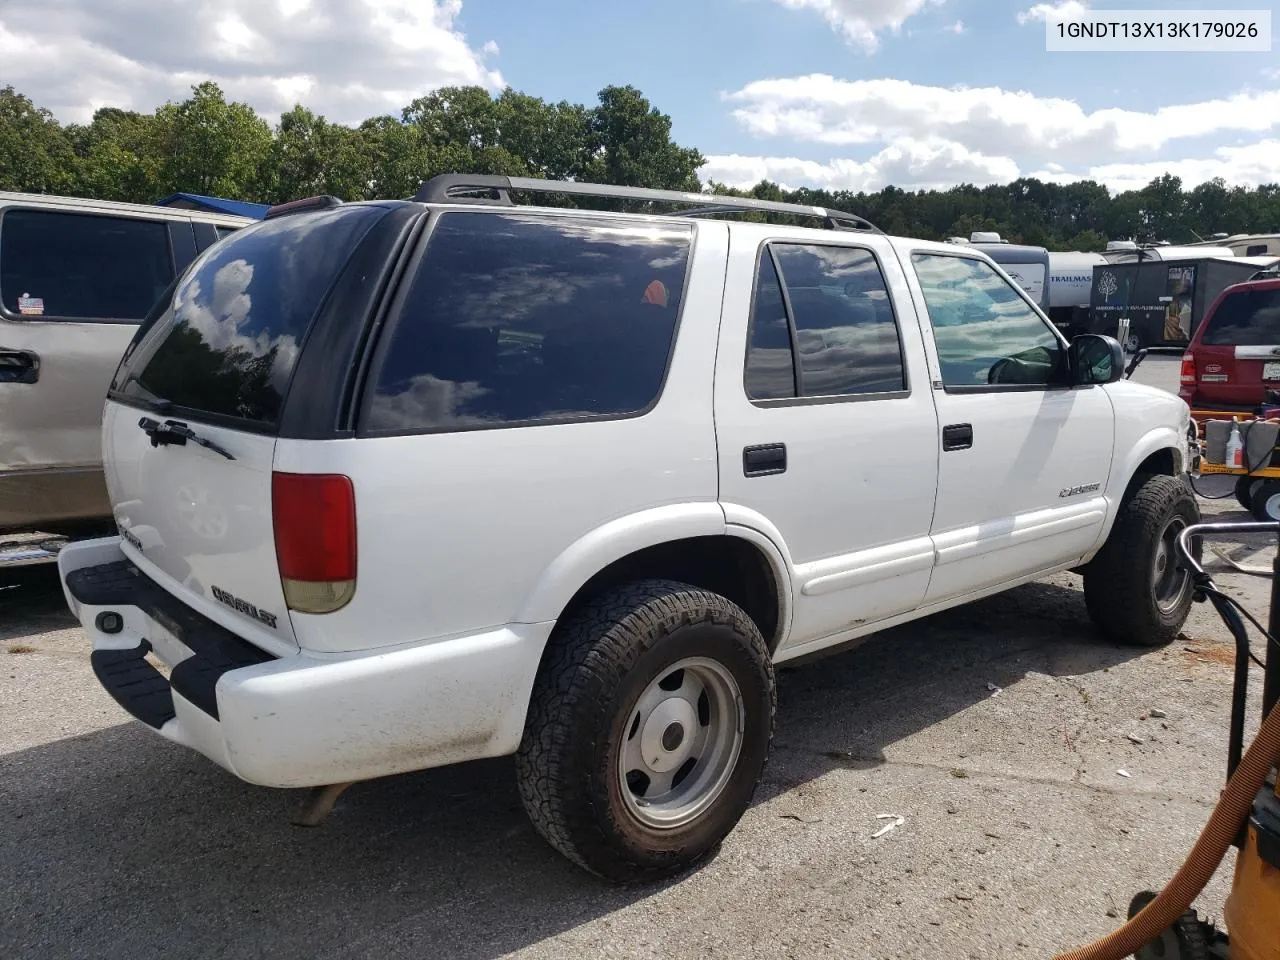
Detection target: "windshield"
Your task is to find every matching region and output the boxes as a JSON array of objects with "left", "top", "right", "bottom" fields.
[
  {"left": 1201, "top": 288, "right": 1280, "bottom": 346},
  {"left": 111, "top": 205, "right": 384, "bottom": 427}
]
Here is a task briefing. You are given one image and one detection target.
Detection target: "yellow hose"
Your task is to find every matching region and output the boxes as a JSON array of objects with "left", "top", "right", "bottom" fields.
[{"left": 1053, "top": 697, "right": 1280, "bottom": 960}]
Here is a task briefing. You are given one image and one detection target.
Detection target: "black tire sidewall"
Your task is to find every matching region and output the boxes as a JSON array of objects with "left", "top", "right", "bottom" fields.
[
  {"left": 1236, "top": 475, "right": 1258, "bottom": 511},
  {"left": 1085, "top": 475, "right": 1201, "bottom": 646},
  {"left": 590, "top": 617, "right": 773, "bottom": 869},
  {"left": 1250, "top": 480, "right": 1280, "bottom": 521},
  {"left": 517, "top": 581, "right": 776, "bottom": 882},
  {"left": 1138, "top": 488, "right": 1200, "bottom": 635}
]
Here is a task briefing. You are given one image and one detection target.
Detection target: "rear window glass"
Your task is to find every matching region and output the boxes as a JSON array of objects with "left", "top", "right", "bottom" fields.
[
  {"left": 0, "top": 209, "right": 172, "bottom": 321},
  {"left": 111, "top": 205, "right": 383, "bottom": 426},
  {"left": 363, "top": 211, "right": 692, "bottom": 433},
  {"left": 1201, "top": 289, "right": 1280, "bottom": 346}
]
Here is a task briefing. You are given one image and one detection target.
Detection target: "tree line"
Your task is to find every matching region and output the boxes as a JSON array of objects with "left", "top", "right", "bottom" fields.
[{"left": 2, "top": 81, "right": 1277, "bottom": 251}]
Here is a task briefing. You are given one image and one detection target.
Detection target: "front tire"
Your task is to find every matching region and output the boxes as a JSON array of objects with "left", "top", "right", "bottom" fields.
[
  {"left": 1084, "top": 474, "right": 1200, "bottom": 647},
  {"left": 516, "top": 580, "right": 775, "bottom": 883}
]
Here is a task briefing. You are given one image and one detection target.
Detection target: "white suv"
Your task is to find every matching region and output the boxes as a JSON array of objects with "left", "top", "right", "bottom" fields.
[{"left": 58, "top": 175, "right": 1198, "bottom": 882}]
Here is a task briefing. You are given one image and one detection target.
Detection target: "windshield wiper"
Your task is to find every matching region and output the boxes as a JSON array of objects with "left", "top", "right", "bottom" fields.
[{"left": 137, "top": 417, "right": 237, "bottom": 461}]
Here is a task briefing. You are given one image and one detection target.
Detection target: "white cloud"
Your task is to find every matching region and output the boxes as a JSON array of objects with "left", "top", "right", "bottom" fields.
[
  {"left": 723, "top": 74, "right": 1280, "bottom": 167},
  {"left": 0, "top": 0, "right": 503, "bottom": 124},
  {"left": 945, "top": 20, "right": 965, "bottom": 34},
  {"left": 701, "top": 137, "right": 1020, "bottom": 193},
  {"left": 770, "top": 0, "right": 944, "bottom": 52},
  {"left": 707, "top": 138, "right": 1280, "bottom": 196},
  {"left": 1017, "top": 1, "right": 1089, "bottom": 26},
  {"left": 1029, "top": 139, "right": 1280, "bottom": 193}
]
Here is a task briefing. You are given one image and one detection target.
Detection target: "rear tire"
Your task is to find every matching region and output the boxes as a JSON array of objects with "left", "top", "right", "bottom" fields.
[
  {"left": 516, "top": 580, "right": 775, "bottom": 883},
  {"left": 1084, "top": 474, "right": 1200, "bottom": 647},
  {"left": 1249, "top": 479, "right": 1280, "bottom": 521}
]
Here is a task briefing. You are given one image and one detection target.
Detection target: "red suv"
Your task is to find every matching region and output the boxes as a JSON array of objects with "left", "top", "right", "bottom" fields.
[{"left": 1180, "top": 274, "right": 1280, "bottom": 413}]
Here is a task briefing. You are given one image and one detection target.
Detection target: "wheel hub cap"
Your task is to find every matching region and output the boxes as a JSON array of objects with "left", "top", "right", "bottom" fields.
[
  {"left": 617, "top": 657, "right": 745, "bottom": 830},
  {"left": 639, "top": 698, "right": 697, "bottom": 773}
]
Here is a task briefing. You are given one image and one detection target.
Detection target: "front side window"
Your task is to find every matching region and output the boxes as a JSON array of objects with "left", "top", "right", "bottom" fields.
[
  {"left": 911, "top": 253, "right": 1065, "bottom": 389},
  {"left": 744, "top": 242, "right": 906, "bottom": 401},
  {"left": 0, "top": 209, "right": 172, "bottom": 321},
  {"left": 363, "top": 211, "right": 693, "bottom": 433}
]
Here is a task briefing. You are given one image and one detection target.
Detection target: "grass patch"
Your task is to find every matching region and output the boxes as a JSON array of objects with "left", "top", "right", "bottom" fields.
[{"left": 7, "top": 644, "right": 36, "bottom": 654}]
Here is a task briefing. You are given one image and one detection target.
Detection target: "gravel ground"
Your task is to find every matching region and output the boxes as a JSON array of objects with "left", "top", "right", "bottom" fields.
[{"left": 2, "top": 356, "right": 1275, "bottom": 959}]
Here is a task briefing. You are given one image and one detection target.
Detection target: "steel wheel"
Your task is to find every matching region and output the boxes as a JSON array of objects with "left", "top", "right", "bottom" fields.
[
  {"left": 1152, "top": 515, "right": 1191, "bottom": 615},
  {"left": 617, "top": 656, "right": 745, "bottom": 830}
]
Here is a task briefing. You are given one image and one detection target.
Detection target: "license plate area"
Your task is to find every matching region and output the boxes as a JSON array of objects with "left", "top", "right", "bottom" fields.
[{"left": 1265, "top": 362, "right": 1280, "bottom": 381}]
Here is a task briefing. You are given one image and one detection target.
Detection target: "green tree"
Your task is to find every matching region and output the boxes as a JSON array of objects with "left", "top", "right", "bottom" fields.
[
  {"left": 67, "top": 107, "right": 163, "bottom": 203},
  {"left": 0, "top": 86, "right": 77, "bottom": 194},
  {"left": 584, "top": 85, "right": 703, "bottom": 191},
  {"left": 154, "top": 81, "right": 273, "bottom": 199},
  {"left": 266, "top": 106, "right": 371, "bottom": 203}
]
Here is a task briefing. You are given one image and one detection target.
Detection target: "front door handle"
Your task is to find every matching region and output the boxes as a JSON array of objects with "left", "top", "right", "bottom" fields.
[
  {"left": 0, "top": 349, "right": 39, "bottom": 384},
  {"left": 942, "top": 423, "right": 973, "bottom": 451},
  {"left": 743, "top": 443, "right": 787, "bottom": 477}
]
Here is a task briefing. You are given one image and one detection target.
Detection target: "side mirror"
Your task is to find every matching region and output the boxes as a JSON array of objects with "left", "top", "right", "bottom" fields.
[{"left": 1069, "top": 334, "right": 1124, "bottom": 386}]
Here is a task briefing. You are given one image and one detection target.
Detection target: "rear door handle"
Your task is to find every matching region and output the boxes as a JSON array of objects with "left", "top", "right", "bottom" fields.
[
  {"left": 942, "top": 423, "right": 973, "bottom": 451},
  {"left": 0, "top": 349, "right": 39, "bottom": 384},
  {"left": 743, "top": 443, "right": 787, "bottom": 477}
]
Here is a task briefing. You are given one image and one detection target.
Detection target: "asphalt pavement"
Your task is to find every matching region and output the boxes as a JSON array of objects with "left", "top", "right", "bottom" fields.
[{"left": 2, "top": 354, "right": 1272, "bottom": 959}]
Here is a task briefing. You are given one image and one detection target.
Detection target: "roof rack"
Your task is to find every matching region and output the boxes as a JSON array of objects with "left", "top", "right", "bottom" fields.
[{"left": 413, "top": 174, "right": 880, "bottom": 233}]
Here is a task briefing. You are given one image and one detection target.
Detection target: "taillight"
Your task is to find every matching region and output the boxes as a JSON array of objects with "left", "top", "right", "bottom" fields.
[
  {"left": 1180, "top": 352, "right": 1197, "bottom": 385},
  {"left": 272, "top": 472, "right": 356, "bottom": 614}
]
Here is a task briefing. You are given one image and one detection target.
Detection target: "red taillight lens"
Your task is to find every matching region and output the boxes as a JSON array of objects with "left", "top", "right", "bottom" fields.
[
  {"left": 272, "top": 472, "right": 356, "bottom": 614},
  {"left": 1180, "top": 352, "right": 1197, "bottom": 385}
]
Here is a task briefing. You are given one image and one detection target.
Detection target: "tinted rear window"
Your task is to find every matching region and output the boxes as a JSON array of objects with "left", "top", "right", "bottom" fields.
[
  {"left": 362, "top": 211, "right": 692, "bottom": 433},
  {"left": 1201, "top": 288, "right": 1280, "bottom": 346},
  {"left": 111, "top": 205, "right": 383, "bottom": 426},
  {"left": 0, "top": 209, "right": 172, "bottom": 321}
]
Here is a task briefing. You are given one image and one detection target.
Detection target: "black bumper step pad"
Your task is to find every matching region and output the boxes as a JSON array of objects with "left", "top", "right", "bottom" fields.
[
  {"left": 69, "top": 560, "right": 276, "bottom": 722},
  {"left": 91, "top": 641, "right": 176, "bottom": 729}
]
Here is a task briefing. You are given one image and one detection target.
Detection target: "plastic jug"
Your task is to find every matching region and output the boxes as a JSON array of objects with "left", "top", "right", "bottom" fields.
[{"left": 1226, "top": 421, "right": 1245, "bottom": 469}]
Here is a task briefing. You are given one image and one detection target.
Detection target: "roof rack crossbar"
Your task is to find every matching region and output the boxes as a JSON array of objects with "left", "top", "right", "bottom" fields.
[{"left": 413, "top": 174, "right": 880, "bottom": 233}]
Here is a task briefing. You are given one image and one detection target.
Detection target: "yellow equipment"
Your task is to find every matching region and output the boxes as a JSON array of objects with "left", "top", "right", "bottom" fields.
[{"left": 1054, "top": 520, "right": 1280, "bottom": 960}]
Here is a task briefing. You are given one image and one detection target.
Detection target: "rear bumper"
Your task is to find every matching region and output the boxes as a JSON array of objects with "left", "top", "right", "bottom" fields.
[{"left": 58, "top": 538, "right": 553, "bottom": 788}]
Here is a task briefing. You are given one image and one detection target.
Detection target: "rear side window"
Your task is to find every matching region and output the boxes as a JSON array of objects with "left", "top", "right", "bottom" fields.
[
  {"left": 0, "top": 209, "right": 172, "bottom": 321},
  {"left": 363, "top": 211, "right": 692, "bottom": 433},
  {"left": 1201, "top": 288, "right": 1280, "bottom": 346},
  {"left": 744, "top": 242, "right": 906, "bottom": 401},
  {"left": 111, "top": 205, "right": 384, "bottom": 426}
]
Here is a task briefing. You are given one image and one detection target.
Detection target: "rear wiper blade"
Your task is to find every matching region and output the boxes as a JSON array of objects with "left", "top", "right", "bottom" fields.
[{"left": 137, "top": 417, "right": 237, "bottom": 461}]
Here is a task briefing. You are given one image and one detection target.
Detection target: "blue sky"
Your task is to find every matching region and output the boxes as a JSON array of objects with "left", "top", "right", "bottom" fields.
[{"left": 3, "top": 0, "right": 1278, "bottom": 193}]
